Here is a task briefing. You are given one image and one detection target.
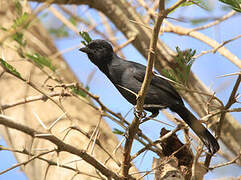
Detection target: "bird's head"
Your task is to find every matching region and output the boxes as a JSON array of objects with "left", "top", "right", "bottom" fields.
[{"left": 79, "top": 39, "right": 114, "bottom": 66}]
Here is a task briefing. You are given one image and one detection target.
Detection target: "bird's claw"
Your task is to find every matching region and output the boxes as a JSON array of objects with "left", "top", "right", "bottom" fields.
[{"left": 134, "top": 106, "right": 146, "bottom": 120}]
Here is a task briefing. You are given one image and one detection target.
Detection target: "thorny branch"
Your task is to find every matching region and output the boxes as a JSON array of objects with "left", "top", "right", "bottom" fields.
[
  {"left": 0, "top": 149, "right": 55, "bottom": 175},
  {"left": 1, "top": 92, "right": 71, "bottom": 110},
  {"left": 121, "top": 0, "right": 166, "bottom": 178},
  {"left": 0, "top": 114, "right": 130, "bottom": 180},
  {"left": 0, "top": 64, "right": 72, "bottom": 121}
]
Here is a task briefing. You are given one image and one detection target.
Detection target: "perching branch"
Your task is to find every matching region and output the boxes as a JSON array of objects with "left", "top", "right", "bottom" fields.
[
  {"left": 121, "top": 0, "right": 187, "bottom": 178},
  {"left": 121, "top": 0, "right": 166, "bottom": 178}
]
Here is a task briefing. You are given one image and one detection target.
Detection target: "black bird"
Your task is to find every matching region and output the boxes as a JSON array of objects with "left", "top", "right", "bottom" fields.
[{"left": 79, "top": 39, "right": 220, "bottom": 154}]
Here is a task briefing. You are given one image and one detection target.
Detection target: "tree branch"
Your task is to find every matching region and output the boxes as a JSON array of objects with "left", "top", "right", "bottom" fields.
[
  {"left": 121, "top": 0, "right": 166, "bottom": 178},
  {"left": 0, "top": 114, "right": 129, "bottom": 180}
]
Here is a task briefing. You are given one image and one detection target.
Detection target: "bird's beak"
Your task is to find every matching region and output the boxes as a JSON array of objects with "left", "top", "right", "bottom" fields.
[{"left": 79, "top": 47, "right": 91, "bottom": 54}]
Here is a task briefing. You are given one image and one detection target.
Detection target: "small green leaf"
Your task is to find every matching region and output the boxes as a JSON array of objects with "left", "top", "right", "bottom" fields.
[
  {"left": 163, "top": 47, "right": 196, "bottom": 85},
  {"left": 182, "top": 0, "right": 211, "bottom": 11},
  {"left": 85, "top": 85, "right": 90, "bottom": 91},
  {"left": 162, "top": 69, "right": 177, "bottom": 82},
  {"left": 79, "top": 31, "right": 92, "bottom": 45},
  {"left": 69, "top": 17, "right": 77, "bottom": 26},
  {"left": 0, "top": 27, "right": 8, "bottom": 31},
  {"left": 12, "top": 32, "right": 26, "bottom": 46},
  {"left": 81, "top": 40, "right": 87, "bottom": 46},
  {"left": 190, "top": 18, "right": 210, "bottom": 25},
  {"left": 12, "top": 12, "right": 30, "bottom": 29},
  {"left": 26, "top": 53, "right": 56, "bottom": 72},
  {"left": 14, "top": 0, "right": 23, "bottom": 16},
  {"left": 112, "top": 128, "right": 124, "bottom": 135},
  {"left": 40, "top": 12, "right": 49, "bottom": 19},
  {"left": 0, "top": 58, "right": 22, "bottom": 78},
  {"left": 219, "top": 0, "right": 241, "bottom": 13},
  {"left": 70, "top": 85, "right": 89, "bottom": 97},
  {"left": 48, "top": 26, "right": 69, "bottom": 38}
]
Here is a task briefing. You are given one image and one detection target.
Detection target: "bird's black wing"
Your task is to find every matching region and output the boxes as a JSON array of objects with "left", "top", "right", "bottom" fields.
[{"left": 130, "top": 61, "right": 184, "bottom": 105}]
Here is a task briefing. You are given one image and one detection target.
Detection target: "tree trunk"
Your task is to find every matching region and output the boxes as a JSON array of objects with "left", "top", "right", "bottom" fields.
[{"left": 0, "top": 1, "right": 125, "bottom": 179}]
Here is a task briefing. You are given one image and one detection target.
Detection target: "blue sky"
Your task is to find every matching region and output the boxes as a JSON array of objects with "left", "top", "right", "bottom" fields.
[{"left": 0, "top": 1, "right": 240, "bottom": 179}]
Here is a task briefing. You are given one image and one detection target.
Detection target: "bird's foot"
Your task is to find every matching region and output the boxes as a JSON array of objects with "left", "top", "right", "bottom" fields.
[
  {"left": 134, "top": 106, "right": 146, "bottom": 120},
  {"left": 140, "top": 116, "right": 152, "bottom": 124},
  {"left": 140, "top": 111, "right": 159, "bottom": 124}
]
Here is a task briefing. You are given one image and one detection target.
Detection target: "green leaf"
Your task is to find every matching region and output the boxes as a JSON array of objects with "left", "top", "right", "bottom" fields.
[
  {"left": 12, "top": 12, "right": 30, "bottom": 29},
  {"left": 69, "top": 17, "right": 77, "bottom": 26},
  {"left": 14, "top": 0, "right": 23, "bottom": 16},
  {"left": 0, "top": 27, "right": 8, "bottom": 31},
  {"left": 0, "top": 58, "right": 22, "bottom": 78},
  {"left": 12, "top": 32, "right": 26, "bottom": 46},
  {"left": 26, "top": 53, "right": 56, "bottom": 72},
  {"left": 112, "top": 128, "right": 124, "bottom": 135},
  {"left": 182, "top": 0, "right": 211, "bottom": 11},
  {"left": 70, "top": 85, "right": 89, "bottom": 97},
  {"left": 81, "top": 40, "right": 87, "bottom": 46},
  {"left": 40, "top": 12, "right": 49, "bottom": 19},
  {"left": 162, "top": 47, "right": 196, "bottom": 85},
  {"left": 162, "top": 69, "right": 177, "bottom": 82},
  {"left": 48, "top": 26, "right": 69, "bottom": 38},
  {"left": 190, "top": 18, "right": 211, "bottom": 25},
  {"left": 219, "top": 0, "right": 241, "bottom": 12},
  {"left": 79, "top": 31, "right": 92, "bottom": 45}
]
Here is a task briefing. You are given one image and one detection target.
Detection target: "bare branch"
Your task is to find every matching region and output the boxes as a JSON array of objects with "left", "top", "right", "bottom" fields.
[
  {"left": 217, "top": 74, "right": 241, "bottom": 138},
  {"left": 0, "top": 114, "right": 128, "bottom": 180}
]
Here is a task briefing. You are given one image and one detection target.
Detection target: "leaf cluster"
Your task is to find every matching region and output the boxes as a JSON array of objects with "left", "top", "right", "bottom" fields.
[
  {"left": 79, "top": 31, "right": 92, "bottom": 46},
  {"left": 219, "top": 0, "right": 241, "bottom": 12},
  {"left": 162, "top": 47, "right": 196, "bottom": 86},
  {"left": 26, "top": 53, "right": 57, "bottom": 72},
  {"left": 0, "top": 58, "right": 22, "bottom": 79}
]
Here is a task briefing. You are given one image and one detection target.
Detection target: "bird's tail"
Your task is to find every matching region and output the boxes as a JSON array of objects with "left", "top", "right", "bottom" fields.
[{"left": 172, "top": 105, "right": 220, "bottom": 154}]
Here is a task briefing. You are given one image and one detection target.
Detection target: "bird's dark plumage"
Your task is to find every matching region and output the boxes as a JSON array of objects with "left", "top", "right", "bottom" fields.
[{"left": 79, "top": 39, "right": 220, "bottom": 154}]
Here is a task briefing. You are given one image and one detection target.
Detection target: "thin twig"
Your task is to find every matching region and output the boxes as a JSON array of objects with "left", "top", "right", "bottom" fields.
[
  {"left": 217, "top": 74, "right": 241, "bottom": 139},
  {"left": 1, "top": 92, "right": 71, "bottom": 110},
  {"left": 216, "top": 71, "right": 241, "bottom": 78},
  {"left": 190, "top": 10, "right": 236, "bottom": 32},
  {"left": 194, "top": 34, "right": 241, "bottom": 59},
  {"left": 191, "top": 144, "right": 204, "bottom": 180},
  {"left": 163, "top": 20, "right": 241, "bottom": 68},
  {"left": 0, "top": 146, "right": 102, "bottom": 179},
  {"left": 131, "top": 124, "right": 183, "bottom": 161},
  {"left": 114, "top": 36, "right": 136, "bottom": 53},
  {"left": 209, "top": 152, "right": 241, "bottom": 170},
  {"left": 0, "top": 149, "right": 55, "bottom": 175},
  {"left": 0, "top": 61, "right": 72, "bottom": 121},
  {"left": 59, "top": 6, "right": 108, "bottom": 40},
  {"left": 203, "top": 75, "right": 240, "bottom": 168},
  {"left": 48, "top": 6, "right": 79, "bottom": 34}
]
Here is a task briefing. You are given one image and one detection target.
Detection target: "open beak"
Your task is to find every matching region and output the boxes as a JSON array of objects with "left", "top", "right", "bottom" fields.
[{"left": 79, "top": 47, "right": 91, "bottom": 54}]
